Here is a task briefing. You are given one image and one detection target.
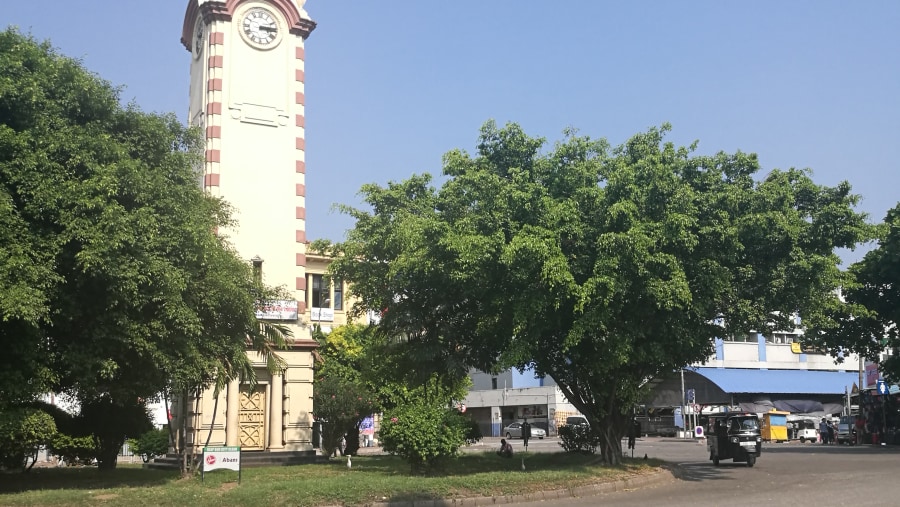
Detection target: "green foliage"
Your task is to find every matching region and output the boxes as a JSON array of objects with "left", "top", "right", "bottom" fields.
[
  {"left": 128, "top": 427, "right": 169, "bottom": 463},
  {"left": 378, "top": 400, "right": 471, "bottom": 474},
  {"left": 331, "top": 120, "right": 873, "bottom": 465},
  {"left": 0, "top": 29, "right": 291, "bottom": 473},
  {"left": 49, "top": 433, "right": 98, "bottom": 466},
  {"left": 557, "top": 424, "right": 600, "bottom": 454},
  {"left": 0, "top": 407, "right": 57, "bottom": 471},
  {"left": 809, "top": 204, "right": 900, "bottom": 380},
  {"left": 312, "top": 374, "right": 376, "bottom": 458}
]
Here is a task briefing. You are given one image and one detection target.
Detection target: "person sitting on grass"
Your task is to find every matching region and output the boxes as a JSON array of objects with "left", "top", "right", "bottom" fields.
[{"left": 497, "top": 438, "right": 514, "bottom": 458}]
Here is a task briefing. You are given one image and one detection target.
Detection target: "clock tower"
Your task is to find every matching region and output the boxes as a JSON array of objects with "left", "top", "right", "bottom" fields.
[{"left": 177, "top": 0, "right": 318, "bottom": 454}]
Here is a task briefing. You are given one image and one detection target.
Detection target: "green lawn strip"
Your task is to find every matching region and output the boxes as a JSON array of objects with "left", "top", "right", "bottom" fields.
[{"left": 0, "top": 453, "right": 663, "bottom": 507}]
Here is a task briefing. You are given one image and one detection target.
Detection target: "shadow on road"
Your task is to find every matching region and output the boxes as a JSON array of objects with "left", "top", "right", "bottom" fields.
[
  {"left": 669, "top": 461, "right": 744, "bottom": 482},
  {"left": 761, "top": 444, "right": 900, "bottom": 455}
]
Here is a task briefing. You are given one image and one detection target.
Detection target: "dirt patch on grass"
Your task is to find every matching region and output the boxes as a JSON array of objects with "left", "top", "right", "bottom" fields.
[
  {"left": 220, "top": 482, "right": 239, "bottom": 492},
  {"left": 92, "top": 494, "right": 119, "bottom": 501}
]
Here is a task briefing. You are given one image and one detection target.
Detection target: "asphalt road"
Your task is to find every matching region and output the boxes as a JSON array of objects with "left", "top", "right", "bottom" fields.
[{"left": 498, "top": 437, "right": 900, "bottom": 506}]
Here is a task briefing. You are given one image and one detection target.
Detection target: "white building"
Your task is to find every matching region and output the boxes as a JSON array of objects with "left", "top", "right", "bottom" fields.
[{"left": 463, "top": 331, "right": 862, "bottom": 436}]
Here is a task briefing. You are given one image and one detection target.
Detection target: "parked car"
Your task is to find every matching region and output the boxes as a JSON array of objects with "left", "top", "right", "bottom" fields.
[
  {"left": 503, "top": 421, "right": 546, "bottom": 439},
  {"left": 656, "top": 426, "right": 678, "bottom": 437},
  {"left": 836, "top": 415, "right": 856, "bottom": 445}
]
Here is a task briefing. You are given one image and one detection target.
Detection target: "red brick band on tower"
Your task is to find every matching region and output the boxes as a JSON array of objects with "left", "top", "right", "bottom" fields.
[
  {"left": 295, "top": 38, "right": 307, "bottom": 308},
  {"left": 204, "top": 29, "right": 225, "bottom": 193}
]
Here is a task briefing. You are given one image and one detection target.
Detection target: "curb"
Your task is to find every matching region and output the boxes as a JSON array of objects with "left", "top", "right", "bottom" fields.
[{"left": 363, "top": 467, "right": 678, "bottom": 507}]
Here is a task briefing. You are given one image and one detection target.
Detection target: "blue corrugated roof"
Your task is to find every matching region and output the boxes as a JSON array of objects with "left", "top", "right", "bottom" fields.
[{"left": 692, "top": 367, "right": 857, "bottom": 395}]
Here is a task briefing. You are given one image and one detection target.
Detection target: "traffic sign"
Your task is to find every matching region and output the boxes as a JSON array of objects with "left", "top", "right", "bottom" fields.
[{"left": 876, "top": 380, "right": 889, "bottom": 395}]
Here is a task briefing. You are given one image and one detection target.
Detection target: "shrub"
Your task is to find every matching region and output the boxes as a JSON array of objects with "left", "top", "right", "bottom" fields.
[
  {"left": 462, "top": 416, "right": 483, "bottom": 445},
  {"left": 0, "top": 408, "right": 57, "bottom": 471},
  {"left": 558, "top": 423, "right": 601, "bottom": 454},
  {"left": 379, "top": 401, "right": 470, "bottom": 474},
  {"left": 128, "top": 427, "right": 169, "bottom": 463},
  {"left": 50, "top": 433, "right": 98, "bottom": 466}
]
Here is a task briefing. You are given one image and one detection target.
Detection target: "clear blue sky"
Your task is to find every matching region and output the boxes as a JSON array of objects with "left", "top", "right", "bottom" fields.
[{"left": 4, "top": 1, "right": 898, "bottom": 264}]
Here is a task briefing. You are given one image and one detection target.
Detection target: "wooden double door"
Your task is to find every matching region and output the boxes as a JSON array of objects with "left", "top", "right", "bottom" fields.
[{"left": 239, "top": 385, "right": 266, "bottom": 450}]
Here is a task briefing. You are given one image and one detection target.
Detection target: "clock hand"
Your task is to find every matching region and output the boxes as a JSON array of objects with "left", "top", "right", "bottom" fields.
[{"left": 259, "top": 25, "right": 276, "bottom": 32}]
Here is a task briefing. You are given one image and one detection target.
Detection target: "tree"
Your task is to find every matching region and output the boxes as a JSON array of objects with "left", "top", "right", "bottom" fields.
[
  {"left": 0, "top": 29, "right": 291, "bottom": 471},
  {"left": 79, "top": 396, "right": 153, "bottom": 470},
  {"left": 330, "top": 121, "right": 872, "bottom": 464},
  {"left": 312, "top": 373, "right": 376, "bottom": 458},
  {"left": 808, "top": 204, "right": 900, "bottom": 381}
]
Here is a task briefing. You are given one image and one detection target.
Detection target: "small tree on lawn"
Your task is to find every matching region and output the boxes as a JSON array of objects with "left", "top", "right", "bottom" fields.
[
  {"left": 312, "top": 374, "right": 375, "bottom": 458},
  {"left": 379, "top": 400, "right": 470, "bottom": 475}
]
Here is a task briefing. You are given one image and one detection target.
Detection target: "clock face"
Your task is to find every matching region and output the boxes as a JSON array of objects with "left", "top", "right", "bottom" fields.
[
  {"left": 193, "top": 20, "right": 205, "bottom": 58},
  {"left": 242, "top": 7, "right": 279, "bottom": 47}
]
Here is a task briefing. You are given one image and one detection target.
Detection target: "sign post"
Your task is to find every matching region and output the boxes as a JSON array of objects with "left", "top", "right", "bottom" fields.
[
  {"left": 202, "top": 446, "right": 241, "bottom": 483},
  {"left": 876, "top": 380, "right": 889, "bottom": 445}
]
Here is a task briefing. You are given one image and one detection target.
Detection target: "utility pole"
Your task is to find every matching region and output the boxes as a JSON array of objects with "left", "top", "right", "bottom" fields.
[
  {"left": 680, "top": 369, "right": 686, "bottom": 439},
  {"left": 859, "top": 354, "right": 865, "bottom": 394}
]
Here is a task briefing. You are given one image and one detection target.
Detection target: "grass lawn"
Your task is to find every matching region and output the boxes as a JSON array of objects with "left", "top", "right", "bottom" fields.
[{"left": 0, "top": 452, "right": 664, "bottom": 507}]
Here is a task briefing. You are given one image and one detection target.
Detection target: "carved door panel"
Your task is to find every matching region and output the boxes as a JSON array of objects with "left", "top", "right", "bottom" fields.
[{"left": 239, "top": 385, "right": 266, "bottom": 450}]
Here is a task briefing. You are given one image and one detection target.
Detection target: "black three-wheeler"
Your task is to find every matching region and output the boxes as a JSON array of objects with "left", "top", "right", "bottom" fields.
[{"left": 707, "top": 413, "right": 762, "bottom": 467}]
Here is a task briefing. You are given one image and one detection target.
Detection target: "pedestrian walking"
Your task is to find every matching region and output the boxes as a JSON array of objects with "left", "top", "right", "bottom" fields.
[
  {"left": 628, "top": 418, "right": 641, "bottom": 457},
  {"left": 522, "top": 418, "right": 532, "bottom": 451},
  {"left": 819, "top": 418, "right": 829, "bottom": 444}
]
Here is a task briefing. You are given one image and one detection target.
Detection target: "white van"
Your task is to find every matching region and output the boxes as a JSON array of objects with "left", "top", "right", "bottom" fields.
[{"left": 565, "top": 415, "right": 589, "bottom": 427}]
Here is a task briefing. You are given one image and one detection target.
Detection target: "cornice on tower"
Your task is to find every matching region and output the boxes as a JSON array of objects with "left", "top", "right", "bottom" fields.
[{"left": 180, "top": 0, "right": 316, "bottom": 51}]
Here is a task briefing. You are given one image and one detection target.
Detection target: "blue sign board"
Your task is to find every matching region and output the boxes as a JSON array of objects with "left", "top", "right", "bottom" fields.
[{"left": 876, "top": 380, "right": 889, "bottom": 395}]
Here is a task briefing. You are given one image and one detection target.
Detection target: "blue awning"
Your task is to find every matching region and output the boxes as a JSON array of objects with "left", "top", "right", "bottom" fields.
[{"left": 691, "top": 367, "right": 857, "bottom": 395}]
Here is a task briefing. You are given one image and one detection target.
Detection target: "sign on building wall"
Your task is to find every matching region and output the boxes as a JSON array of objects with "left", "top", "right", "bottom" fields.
[
  {"left": 865, "top": 362, "right": 880, "bottom": 389},
  {"left": 311, "top": 307, "right": 334, "bottom": 322},
  {"left": 519, "top": 405, "right": 546, "bottom": 418},
  {"left": 256, "top": 300, "right": 299, "bottom": 320}
]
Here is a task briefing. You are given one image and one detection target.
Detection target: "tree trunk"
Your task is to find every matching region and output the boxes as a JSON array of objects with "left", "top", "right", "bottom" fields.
[
  {"left": 344, "top": 424, "right": 360, "bottom": 456},
  {"left": 180, "top": 389, "right": 191, "bottom": 476},
  {"left": 97, "top": 435, "right": 121, "bottom": 471},
  {"left": 595, "top": 410, "right": 628, "bottom": 465},
  {"left": 203, "top": 381, "right": 221, "bottom": 448},
  {"left": 598, "top": 425, "right": 623, "bottom": 465}
]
